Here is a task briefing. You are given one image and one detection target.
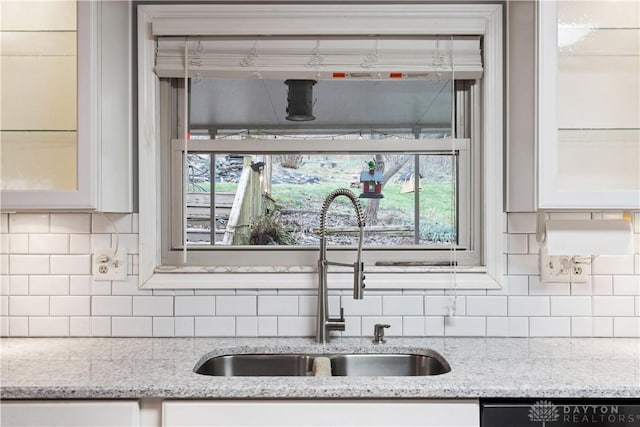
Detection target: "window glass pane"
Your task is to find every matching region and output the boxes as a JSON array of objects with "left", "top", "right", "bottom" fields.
[{"left": 186, "top": 151, "right": 457, "bottom": 248}]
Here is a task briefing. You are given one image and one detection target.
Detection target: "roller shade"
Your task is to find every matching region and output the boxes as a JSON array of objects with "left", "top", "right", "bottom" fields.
[{"left": 154, "top": 37, "right": 483, "bottom": 80}]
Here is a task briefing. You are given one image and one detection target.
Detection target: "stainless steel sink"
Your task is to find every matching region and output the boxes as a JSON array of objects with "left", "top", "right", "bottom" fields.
[
  {"left": 330, "top": 353, "right": 450, "bottom": 376},
  {"left": 194, "top": 352, "right": 450, "bottom": 377}
]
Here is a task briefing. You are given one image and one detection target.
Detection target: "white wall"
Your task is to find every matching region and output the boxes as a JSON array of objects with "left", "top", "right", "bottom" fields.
[{"left": 1, "top": 212, "right": 639, "bottom": 337}]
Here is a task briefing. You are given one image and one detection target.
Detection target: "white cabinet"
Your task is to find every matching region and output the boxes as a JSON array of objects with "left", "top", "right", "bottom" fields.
[
  {"left": 0, "top": 400, "right": 140, "bottom": 427},
  {"left": 0, "top": 1, "right": 133, "bottom": 212},
  {"left": 537, "top": 0, "right": 640, "bottom": 209},
  {"left": 162, "top": 400, "right": 480, "bottom": 427}
]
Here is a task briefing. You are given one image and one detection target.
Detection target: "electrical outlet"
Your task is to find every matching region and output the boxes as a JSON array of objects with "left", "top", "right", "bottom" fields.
[
  {"left": 569, "top": 255, "right": 591, "bottom": 283},
  {"left": 540, "top": 248, "right": 571, "bottom": 283},
  {"left": 93, "top": 248, "right": 128, "bottom": 281}
]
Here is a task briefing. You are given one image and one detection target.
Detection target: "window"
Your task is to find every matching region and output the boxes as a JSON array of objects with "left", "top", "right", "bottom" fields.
[{"left": 138, "top": 4, "right": 504, "bottom": 289}]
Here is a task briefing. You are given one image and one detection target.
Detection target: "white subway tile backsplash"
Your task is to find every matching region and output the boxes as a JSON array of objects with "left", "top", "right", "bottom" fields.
[
  {"left": 112, "top": 276, "right": 152, "bottom": 296},
  {"left": 571, "top": 317, "right": 593, "bottom": 337},
  {"left": 508, "top": 276, "right": 530, "bottom": 295},
  {"left": 258, "top": 296, "right": 298, "bottom": 316},
  {"left": 508, "top": 317, "right": 530, "bottom": 337},
  {"left": 0, "top": 255, "right": 8, "bottom": 275},
  {"left": 570, "top": 282, "right": 592, "bottom": 295},
  {"left": 592, "top": 275, "right": 614, "bottom": 295},
  {"left": 9, "top": 234, "right": 28, "bottom": 253},
  {"left": 592, "top": 255, "right": 635, "bottom": 275},
  {"left": 10, "top": 255, "right": 49, "bottom": 275},
  {"left": 91, "top": 234, "right": 112, "bottom": 250},
  {"left": 550, "top": 296, "right": 591, "bottom": 316},
  {"left": 508, "top": 296, "right": 550, "bottom": 316},
  {"left": 527, "top": 234, "right": 540, "bottom": 254},
  {"left": 444, "top": 316, "right": 486, "bottom": 336},
  {"left": 174, "top": 317, "right": 194, "bottom": 337},
  {"left": 9, "top": 214, "right": 49, "bottom": 233},
  {"left": 529, "top": 276, "right": 570, "bottom": 295},
  {"left": 194, "top": 317, "right": 235, "bottom": 337},
  {"left": 50, "top": 214, "right": 91, "bottom": 234},
  {"left": 0, "top": 316, "right": 8, "bottom": 336},
  {"left": 383, "top": 296, "right": 423, "bottom": 316},
  {"left": 29, "top": 275, "right": 69, "bottom": 295},
  {"left": 29, "top": 234, "right": 68, "bottom": 254},
  {"left": 1, "top": 236, "right": 9, "bottom": 254},
  {"left": 278, "top": 316, "right": 315, "bottom": 337},
  {"left": 425, "top": 296, "right": 466, "bottom": 316},
  {"left": 634, "top": 213, "right": 640, "bottom": 234},
  {"left": 1, "top": 214, "right": 8, "bottom": 233},
  {"left": 9, "top": 317, "right": 28, "bottom": 336},
  {"left": 216, "top": 296, "right": 256, "bottom": 316},
  {"left": 403, "top": 316, "right": 425, "bottom": 336},
  {"left": 174, "top": 296, "right": 215, "bottom": 316},
  {"left": 69, "top": 234, "right": 91, "bottom": 254},
  {"left": 507, "top": 234, "right": 528, "bottom": 254},
  {"left": 70, "top": 317, "right": 91, "bottom": 336},
  {"left": 340, "top": 296, "right": 382, "bottom": 316},
  {"left": 613, "top": 317, "right": 640, "bottom": 337},
  {"left": 29, "top": 317, "right": 69, "bottom": 336},
  {"left": 50, "top": 255, "right": 91, "bottom": 275},
  {"left": 298, "top": 296, "right": 318, "bottom": 316},
  {"left": 593, "top": 296, "right": 635, "bottom": 316},
  {"left": 613, "top": 276, "right": 640, "bottom": 295},
  {"left": 466, "top": 296, "right": 507, "bottom": 316},
  {"left": 425, "top": 316, "right": 444, "bottom": 336},
  {"left": 343, "top": 316, "right": 362, "bottom": 337},
  {"left": 152, "top": 317, "right": 175, "bottom": 337},
  {"left": 91, "top": 281, "right": 111, "bottom": 296},
  {"left": 486, "top": 317, "right": 509, "bottom": 336},
  {"left": 50, "top": 296, "right": 90, "bottom": 316},
  {"left": 258, "top": 316, "right": 278, "bottom": 337},
  {"left": 91, "top": 317, "right": 112, "bottom": 336},
  {"left": 92, "top": 214, "right": 132, "bottom": 234},
  {"left": 9, "top": 275, "right": 28, "bottom": 295},
  {"left": 507, "top": 213, "right": 536, "bottom": 234},
  {"left": 10, "top": 296, "right": 49, "bottom": 316},
  {"left": 361, "top": 316, "right": 402, "bottom": 336},
  {"left": 530, "top": 317, "right": 571, "bottom": 337},
  {"left": 636, "top": 255, "right": 640, "bottom": 275},
  {"left": 637, "top": 296, "right": 640, "bottom": 316},
  {"left": 112, "top": 317, "right": 152, "bottom": 337},
  {"left": 133, "top": 296, "right": 174, "bottom": 316},
  {"left": 507, "top": 254, "right": 539, "bottom": 275},
  {"left": 236, "top": 317, "right": 258, "bottom": 337},
  {"left": 1, "top": 295, "right": 8, "bottom": 316},
  {"left": 118, "top": 234, "right": 139, "bottom": 254},
  {"left": 92, "top": 296, "right": 132, "bottom": 316},
  {"left": 0, "top": 275, "right": 8, "bottom": 295}
]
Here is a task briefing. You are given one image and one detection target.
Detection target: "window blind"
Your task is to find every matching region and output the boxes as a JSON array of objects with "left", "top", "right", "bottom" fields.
[{"left": 154, "top": 37, "right": 482, "bottom": 80}]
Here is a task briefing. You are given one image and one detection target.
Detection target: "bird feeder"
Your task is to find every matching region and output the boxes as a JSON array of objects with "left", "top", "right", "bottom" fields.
[{"left": 359, "top": 160, "right": 384, "bottom": 199}]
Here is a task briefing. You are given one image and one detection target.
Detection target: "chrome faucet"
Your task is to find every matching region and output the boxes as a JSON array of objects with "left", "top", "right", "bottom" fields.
[{"left": 316, "top": 188, "right": 366, "bottom": 344}]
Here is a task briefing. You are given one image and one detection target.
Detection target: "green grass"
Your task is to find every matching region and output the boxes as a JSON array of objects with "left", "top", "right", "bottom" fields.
[{"left": 190, "top": 180, "right": 454, "bottom": 224}]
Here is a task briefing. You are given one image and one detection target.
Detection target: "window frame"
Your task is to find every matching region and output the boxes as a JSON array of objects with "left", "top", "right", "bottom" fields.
[
  {"left": 167, "top": 137, "right": 475, "bottom": 267},
  {"left": 137, "top": 3, "right": 504, "bottom": 290}
]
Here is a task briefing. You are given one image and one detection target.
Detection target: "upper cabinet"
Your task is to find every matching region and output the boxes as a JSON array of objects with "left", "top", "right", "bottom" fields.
[
  {"left": 537, "top": 0, "right": 640, "bottom": 210},
  {"left": 0, "top": 1, "right": 133, "bottom": 212}
]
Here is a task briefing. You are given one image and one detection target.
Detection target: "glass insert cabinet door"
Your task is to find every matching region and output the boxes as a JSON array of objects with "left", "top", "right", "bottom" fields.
[
  {"left": 537, "top": 0, "right": 640, "bottom": 209},
  {"left": 0, "top": 0, "right": 78, "bottom": 192}
]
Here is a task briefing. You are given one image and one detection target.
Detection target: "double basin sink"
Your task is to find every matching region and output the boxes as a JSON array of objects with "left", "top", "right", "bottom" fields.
[{"left": 195, "top": 352, "right": 451, "bottom": 377}]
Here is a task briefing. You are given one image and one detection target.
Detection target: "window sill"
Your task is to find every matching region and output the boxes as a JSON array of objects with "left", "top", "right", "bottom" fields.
[{"left": 142, "top": 265, "right": 501, "bottom": 290}]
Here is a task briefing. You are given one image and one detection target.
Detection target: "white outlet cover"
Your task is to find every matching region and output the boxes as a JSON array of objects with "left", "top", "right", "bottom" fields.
[
  {"left": 569, "top": 256, "right": 591, "bottom": 283},
  {"left": 93, "top": 248, "right": 128, "bottom": 281},
  {"left": 539, "top": 247, "right": 571, "bottom": 284}
]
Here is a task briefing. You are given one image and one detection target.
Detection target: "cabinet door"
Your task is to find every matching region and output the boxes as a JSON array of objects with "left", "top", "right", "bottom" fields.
[
  {"left": 537, "top": 0, "right": 640, "bottom": 209},
  {"left": 0, "top": 1, "right": 132, "bottom": 212},
  {"left": 0, "top": 401, "right": 140, "bottom": 427},
  {"left": 162, "top": 400, "right": 480, "bottom": 427}
]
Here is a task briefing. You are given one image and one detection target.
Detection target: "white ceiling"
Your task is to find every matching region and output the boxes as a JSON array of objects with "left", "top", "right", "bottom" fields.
[{"left": 189, "top": 79, "right": 452, "bottom": 130}]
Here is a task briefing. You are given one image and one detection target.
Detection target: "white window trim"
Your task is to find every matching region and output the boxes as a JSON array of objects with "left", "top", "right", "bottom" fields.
[{"left": 137, "top": 4, "right": 504, "bottom": 290}]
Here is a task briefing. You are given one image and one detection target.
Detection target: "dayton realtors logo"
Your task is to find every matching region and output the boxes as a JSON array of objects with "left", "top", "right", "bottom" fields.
[
  {"left": 529, "top": 400, "right": 640, "bottom": 425},
  {"left": 529, "top": 401, "right": 560, "bottom": 426}
]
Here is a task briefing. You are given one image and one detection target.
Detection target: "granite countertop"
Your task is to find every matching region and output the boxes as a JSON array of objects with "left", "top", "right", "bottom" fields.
[{"left": 1, "top": 337, "right": 639, "bottom": 399}]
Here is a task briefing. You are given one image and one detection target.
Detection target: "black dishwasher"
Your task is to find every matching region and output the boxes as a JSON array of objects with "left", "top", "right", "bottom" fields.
[{"left": 481, "top": 398, "right": 640, "bottom": 426}]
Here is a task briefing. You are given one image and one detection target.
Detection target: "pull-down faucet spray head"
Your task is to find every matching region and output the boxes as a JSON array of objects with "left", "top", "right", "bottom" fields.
[{"left": 319, "top": 188, "right": 366, "bottom": 299}]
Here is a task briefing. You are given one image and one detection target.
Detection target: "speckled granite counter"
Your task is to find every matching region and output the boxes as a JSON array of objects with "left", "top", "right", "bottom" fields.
[{"left": 1, "top": 337, "right": 639, "bottom": 399}]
